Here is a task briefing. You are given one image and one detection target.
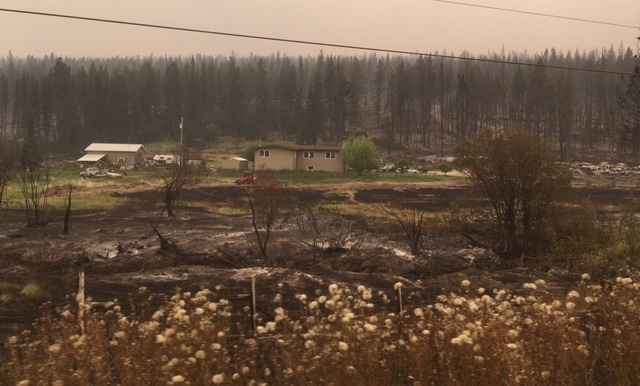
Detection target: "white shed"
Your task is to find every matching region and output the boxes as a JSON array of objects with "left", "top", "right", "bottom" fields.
[{"left": 222, "top": 157, "right": 249, "bottom": 170}]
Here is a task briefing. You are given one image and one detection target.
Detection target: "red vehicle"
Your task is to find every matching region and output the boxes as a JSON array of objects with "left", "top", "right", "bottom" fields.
[{"left": 235, "top": 172, "right": 257, "bottom": 185}]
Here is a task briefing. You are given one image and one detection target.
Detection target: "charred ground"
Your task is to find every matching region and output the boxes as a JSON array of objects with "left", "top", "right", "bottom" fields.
[{"left": 0, "top": 177, "right": 637, "bottom": 345}]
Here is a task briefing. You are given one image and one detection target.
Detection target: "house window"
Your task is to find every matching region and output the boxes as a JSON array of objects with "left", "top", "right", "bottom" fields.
[
  {"left": 307, "top": 166, "right": 314, "bottom": 171},
  {"left": 118, "top": 157, "right": 126, "bottom": 164},
  {"left": 325, "top": 151, "right": 336, "bottom": 159},
  {"left": 304, "top": 151, "right": 315, "bottom": 159},
  {"left": 259, "top": 150, "right": 270, "bottom": 158}
]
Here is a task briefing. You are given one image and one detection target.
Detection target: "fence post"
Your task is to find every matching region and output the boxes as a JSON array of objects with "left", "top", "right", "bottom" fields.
[
  {"left": 77, "top": 267, "right": 85, "bottom": 335},
  {"left": 251, "top": 276, "right": 257, "bottom": 334},
  {"left": 396, "top": 284, "right": 403, "bottom": 335}
]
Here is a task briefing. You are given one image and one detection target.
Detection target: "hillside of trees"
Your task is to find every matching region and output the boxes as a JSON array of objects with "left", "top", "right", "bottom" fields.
[{"left": 0, "top": 46, "right": 638, "bottom": 162}]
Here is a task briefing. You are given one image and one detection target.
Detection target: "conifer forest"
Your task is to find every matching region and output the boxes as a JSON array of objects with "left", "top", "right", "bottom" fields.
[{"left": 0, "top": 46, "right": 639, "bottom": 161}]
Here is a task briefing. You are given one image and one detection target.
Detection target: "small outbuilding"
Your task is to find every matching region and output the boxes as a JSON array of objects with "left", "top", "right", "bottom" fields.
[
  {"left": 77, "top": 143, "right": 147, "bottom": 166},
  {"left": 222, "top": 156, "right": 250, "bottom": 170}
]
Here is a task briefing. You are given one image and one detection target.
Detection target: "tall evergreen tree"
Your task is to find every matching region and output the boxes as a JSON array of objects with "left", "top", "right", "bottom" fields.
[
  {"left": 163, "top": 61, "right": 182, "bottom": 141},
  {"left": 617, "top": 48, "right": 640, "bottom": 160},
  {"left": 0, "top": 73, "right": 8, "bottom": 138},
  {"left": 48, "top": 58, "right": 77, "bottom": 150}
]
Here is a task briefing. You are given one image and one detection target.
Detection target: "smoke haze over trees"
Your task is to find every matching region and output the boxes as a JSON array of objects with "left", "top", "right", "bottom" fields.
[{"left": 0, "top": 46, "right": 638, "bottom": 161}]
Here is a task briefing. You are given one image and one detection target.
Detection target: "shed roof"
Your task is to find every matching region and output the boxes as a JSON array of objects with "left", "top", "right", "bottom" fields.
[
  {"left": 77, "top": 153, "right": 107, "bottom": 162},
  {"left": 84, "top": 143, "right": 146, "bottom": 153},
  {"left": 230, "top": 157, "right": 248, "bottom": 161}
]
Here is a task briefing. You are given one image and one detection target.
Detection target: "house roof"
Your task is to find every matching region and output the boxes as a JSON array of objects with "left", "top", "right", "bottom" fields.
[
  {"left": 84, "top": 143, "right": 146, "bottom": 153},
  {"left": 77, "top": 153, "right": 107, "bottom": 162},
  {"left": 257, "top": 144, "right": 341, "bottom": 151}
]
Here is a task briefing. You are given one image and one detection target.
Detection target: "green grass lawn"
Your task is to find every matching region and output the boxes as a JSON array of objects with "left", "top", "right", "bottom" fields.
[{"left": 2, "top": 160, "right": 458, "bottom": 212}]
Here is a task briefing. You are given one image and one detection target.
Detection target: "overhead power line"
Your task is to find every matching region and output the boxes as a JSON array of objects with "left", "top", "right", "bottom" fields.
[
  {"left": 431, "top": 0, "right": 640, "bottom": 30},
  {"left": 0, "top": 7, "right": 637, "bottom": 77}
]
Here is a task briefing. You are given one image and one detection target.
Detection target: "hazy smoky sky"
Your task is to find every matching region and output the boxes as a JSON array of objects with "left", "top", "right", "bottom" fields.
[{"left": 0, "top": 0, "right": 638, "bottom": 59}]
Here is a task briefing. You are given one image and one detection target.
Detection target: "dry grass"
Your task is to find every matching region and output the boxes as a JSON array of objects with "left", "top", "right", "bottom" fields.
[{"left": 3, "top": 277, "right": 640, "bottom": 385}]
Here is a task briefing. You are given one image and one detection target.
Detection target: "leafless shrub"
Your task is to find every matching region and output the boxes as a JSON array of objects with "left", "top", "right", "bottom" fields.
[
  {"left": 293, "top": 204, "right": 367, "bottom": 260},
  {"left": 454, "top": 129, "right": 571, "bottom": 257},
  {"left": 247, "top": 172, "right": 295, "bottom": 260},
  {"left": 292, "top": 203, "right": 323, "bottom": 262},
  {"left": 160, "top": 146, "right": 206, "bottom": 218},
  {"left": 0, "top": 139, "right": 18, "bottom": 209},
  {"left": 378, "top": 204, "right": 426, "bottom": 256},
  {"left": 16, "top": 165, "right": 51, "bottom": 227}
]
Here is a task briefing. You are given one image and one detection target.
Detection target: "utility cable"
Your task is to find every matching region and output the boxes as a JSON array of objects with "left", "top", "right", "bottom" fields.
[
  {"left": 431, "top": 0, "right": 639, "bottom": 30},
  {"left": 0, "top": 7, "right": 636, "bottom": 77}
]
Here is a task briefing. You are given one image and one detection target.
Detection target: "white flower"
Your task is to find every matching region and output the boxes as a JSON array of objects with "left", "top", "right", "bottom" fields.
[
  {"left": 451, "top": 331, "right": 473, "bottom": 345},
  {"left": 195, "top": 350, "right": 206, "bottom": 359},
  {"left": 212, "top": 374, "right": 225, "bottom": 384},
  {"left": 166, "top": 358, "right": 179, "bottom": 368},
  {"left": 364, "top": 323, "right": 377, "bottom": 332},
  {"left": 461, "top": 280, "right": 471, "bottom": 287},
  {"left": 48, "top": 344, "right": 61, "bottom": 353},
  {"left": 565, "top": 302, "right": 576, "bottom": 310},
  {"left": 338, "top": 341, "right": 349, "bottom": 351},
  {"left": 171, "top": 375, "right": 184, "bottom": 383},
  {"left": 394, "top": 282, "right": 403, "bottom": 290}
]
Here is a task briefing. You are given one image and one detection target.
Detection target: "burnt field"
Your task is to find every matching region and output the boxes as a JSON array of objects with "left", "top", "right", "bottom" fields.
[
  {"left": 118, "top": 183, "right": 640, "bottom": 212},
  {"left": 0, "top": 181, "right": 638, "bottom": 346}
]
